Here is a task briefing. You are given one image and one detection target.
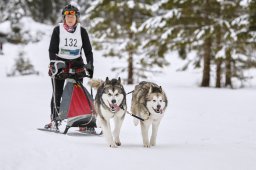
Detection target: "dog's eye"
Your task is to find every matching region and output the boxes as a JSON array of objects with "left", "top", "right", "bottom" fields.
[
  {"left": 153, "top": 100, "right": 156, "bottom": 102},
  {"left": 160, "top": 100, "right": 162, "bottom": 102},
  {"left": 108, "top": 93, "right": 111, "bottom": 96},
  {"left": 115, "top": 94, "right": 119, "bottom": 97}
]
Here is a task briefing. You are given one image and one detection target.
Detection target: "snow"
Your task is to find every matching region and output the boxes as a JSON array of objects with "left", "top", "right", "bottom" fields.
[
  {"left": 130, "top": 22, "right": 137, "bottom": 33},
  {"left": 0, "top": 20, "right": 256, "bottom": 170},
  {"left": 240, "top": 0, "right": 250, "bottom": 7},
  {"left": 139, "top": 16, "right": 165, "bottom": 31},
  {"left": 126, "top": 1, "right": 135, "bottom": 9},
  {"left": 69, "top": 0, "right": 80, "bottom": 10},
  {"left": 216, "top": 46, "right": 226, "bottom": 59},
  {"left": 0, "top": 20, "right": 11, "bottom": 35},
  {"left": 164, "top": 9, "right": 181, "bottom": 19}
]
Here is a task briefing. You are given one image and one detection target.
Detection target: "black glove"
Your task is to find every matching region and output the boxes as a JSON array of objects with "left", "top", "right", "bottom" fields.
[
  {"left": 56, "top": 72, "right": 69, "bottom": 80},
  {"left": 85, "top": 63, "right": 94, "bottom": 78}
]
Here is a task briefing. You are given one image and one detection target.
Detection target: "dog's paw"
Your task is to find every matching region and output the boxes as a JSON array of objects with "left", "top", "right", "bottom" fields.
[
  {"left": 115, "top": 141, "right": 121, "bottom": 146},
  {"left": 109, "top": 143, "right": 118, "bottom": 148},
  {"left": 143, "top": 144, "right": 151, "bottom": 148},
  {"left": 150, "top": 140, "right": 156, "bottom": 146},
  {"left": 143, "top": 142, "right": 151, "bottom": 148},
  {"left": 150, "top": 143, "right": 156, "bottom": 146},
  {"left": 109, "top": 144, "right": 118, "bottom": 148}
]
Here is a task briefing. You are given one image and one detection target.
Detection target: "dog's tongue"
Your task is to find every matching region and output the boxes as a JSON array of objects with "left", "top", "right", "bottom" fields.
[
  {"left": 110, "top": 104, "right": 120, "bottom": 112},
  {"left": 156, "top": 108, "right": 163, "bottom": 114}
]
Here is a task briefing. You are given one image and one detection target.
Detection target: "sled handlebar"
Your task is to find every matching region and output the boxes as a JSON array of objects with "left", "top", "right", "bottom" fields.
[
  {"left": 53, "top": 69, "right": 91, "bottom": 80},
  {"left": 66, "top": 73, "right": 90, "bottom": 79},
  {"left": 49, "top": 61, "right": 93, "bottom": 80}
]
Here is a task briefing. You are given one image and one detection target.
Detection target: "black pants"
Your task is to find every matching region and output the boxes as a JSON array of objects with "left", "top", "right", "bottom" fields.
[{"left": 50, "top": 78, "right": 83, "bottom": 120}]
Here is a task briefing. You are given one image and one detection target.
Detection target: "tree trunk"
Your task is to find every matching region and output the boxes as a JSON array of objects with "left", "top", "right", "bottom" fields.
[
  {"left": 127, "top": 51, "right": 133, "bottom": 84},
  {"left": 127, "top": 27, "right": 134, "bottom": 84},
  {"left": 215, "top": 4, "right": 222, "bottom": 88},
  {"left": 225, "top": 48, "right": 233, "bottom": 88},
  {"left": 201, "top": 36, "right": 211, "bottom": 87},
  {"left": 201, "top": 0, "right": 212, "bottom": 87},
  {"left": 215, "top": 58, "right": 222, "bottom": 88}
]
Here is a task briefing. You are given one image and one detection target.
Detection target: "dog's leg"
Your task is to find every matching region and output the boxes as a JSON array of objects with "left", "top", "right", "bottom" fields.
[
  {"left": 100, "top": 117, "right": 117, "bottom": 148},
  {"left": 140, "top": 121, "right": 151, "bottom": 148},
  {"left": 96, "top": 115, "right": 101, "bottom": 128},
  {"left": 150, "top": 119, "right": 161, "bottom": 146},
  {"left": 113, "top": 115, "right": 124, "bottom": 146},
  {"left": 133, "top": 117, "right": 139, "bottom": 126}
]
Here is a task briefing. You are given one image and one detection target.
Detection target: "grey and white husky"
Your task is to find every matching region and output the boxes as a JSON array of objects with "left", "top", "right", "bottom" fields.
[
  {"left": 131, "top": 81, "right": 168, "bottom": 147},
  {"left": 90, "top": 77, "right": 127, "bottom": 147}
]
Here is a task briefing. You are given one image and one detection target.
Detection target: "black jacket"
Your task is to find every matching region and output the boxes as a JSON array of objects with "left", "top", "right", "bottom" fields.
[{"left": 48, "top": 25, "right": 93, "bottom": 65}]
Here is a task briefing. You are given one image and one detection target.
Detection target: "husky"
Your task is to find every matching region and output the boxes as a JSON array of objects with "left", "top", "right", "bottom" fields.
[
  {"left": 131, "top": 81, "right": 167, "bottom": 147},
  {"left": 90, "top": 77, "right": 127, "bottom": 147}
]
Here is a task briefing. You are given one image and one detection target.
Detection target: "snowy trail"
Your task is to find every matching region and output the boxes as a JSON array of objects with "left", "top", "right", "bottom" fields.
[{"left": 1, "top": 74, "right": 256, "bottom": 170}]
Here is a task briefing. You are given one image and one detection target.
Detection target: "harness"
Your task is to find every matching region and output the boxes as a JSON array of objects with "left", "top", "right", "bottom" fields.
[{"left": 124, "top": 90, "right": 151, "bottom": 121}]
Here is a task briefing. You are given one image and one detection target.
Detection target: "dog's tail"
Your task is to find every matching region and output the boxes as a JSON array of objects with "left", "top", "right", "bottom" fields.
[{"left": 88, "top": 79, "right": 104, "bottom": 90}]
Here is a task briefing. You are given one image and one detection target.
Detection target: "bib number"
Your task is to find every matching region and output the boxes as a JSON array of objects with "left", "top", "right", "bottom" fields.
[{"left": 65, "top": 38, "right": 77, "bottom": 47}]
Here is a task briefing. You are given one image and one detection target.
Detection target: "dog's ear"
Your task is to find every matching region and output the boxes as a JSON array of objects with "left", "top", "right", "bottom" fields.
[
  {"left": 105, "top": 77, "right": 110, "bottom": 84},
  {"left": 118, "top": 77, "right": 121, "bottom": 84},
  {"left": 159, "top": 86, "right": 162, "bottom": 92},
  {"left": 148, "top": 85, "right": 152, "bottom": 94}
]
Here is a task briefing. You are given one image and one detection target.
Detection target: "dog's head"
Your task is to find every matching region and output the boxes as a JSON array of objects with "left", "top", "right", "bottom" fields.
[
  {"left": 146, "top": 85, "right": 167, "bottom": 115},
  {"left": 101, "top": 77, "right": 125, "bottom": 112}
]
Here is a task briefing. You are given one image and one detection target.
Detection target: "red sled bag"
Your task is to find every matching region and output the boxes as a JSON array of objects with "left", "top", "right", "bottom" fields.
[{"left": 59, "top": 81, "right": 96, "bottom": 133}]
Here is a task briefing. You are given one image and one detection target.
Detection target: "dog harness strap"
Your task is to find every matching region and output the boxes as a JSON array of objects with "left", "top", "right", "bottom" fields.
[
  {"left": 126, "top": 111, "right": 145, "bottom": 121},
  {"left": 126, "top": 90, "right": 134, "bottom": 95},
  {"left": 100, "top": 97, "right": 112, "bottom": 113},
  {"left": 120, "top": 104, "right": 124, "bottom": 110}
]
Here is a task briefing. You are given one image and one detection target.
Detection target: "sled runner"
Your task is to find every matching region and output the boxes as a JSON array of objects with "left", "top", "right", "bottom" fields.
[
  {"left": 37, "top": 127, "right": 103, "bottom": 136},
  {"left": 39, "top": 60, "right": 101, "bottom": 135}
]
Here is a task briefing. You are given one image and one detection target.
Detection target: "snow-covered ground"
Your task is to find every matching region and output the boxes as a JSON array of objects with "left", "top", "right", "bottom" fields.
[{"left": 0, "top": 23, "right": 256, "bottom": 170}]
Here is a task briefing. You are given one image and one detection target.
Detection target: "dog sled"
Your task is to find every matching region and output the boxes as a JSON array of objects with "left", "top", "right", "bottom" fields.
[{"left": 38, "top": 60, "right": 101, "bottom": 135}]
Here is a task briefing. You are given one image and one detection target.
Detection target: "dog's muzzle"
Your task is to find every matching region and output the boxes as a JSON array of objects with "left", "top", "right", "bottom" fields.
[
  {"left": 153, "top": 106, "right": 163, "bottom": 114},
  {"left": 109, "top": 103, "right": 120, "bottom": 113}
]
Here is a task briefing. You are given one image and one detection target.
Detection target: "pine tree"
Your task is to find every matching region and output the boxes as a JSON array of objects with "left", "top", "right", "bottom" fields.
[
  {"left": 141, "top": 0, "right": 255, "bottom": 88},
  {"left": 140, "top": 0, "right": 215, "bottom": 86},
  {"left": 86, "top": 0, "right": 167, "bottom": 84},
  {"left": 216, "top": 1, "right": 255, "bottom": 88},
  {"left": 8, "top": 0, "right": 25, "bottom": 43},
  {"left": 25, "top": 0, "right": 65, "bottom": 24},
  {"left": 249, "top": 0, "right": 256, "bottom": 31},
  {"left": 0, "top": 0, "right": 9, "bottom": 22}
]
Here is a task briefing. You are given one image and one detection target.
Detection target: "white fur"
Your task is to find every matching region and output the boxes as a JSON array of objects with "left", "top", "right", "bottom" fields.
[
  {"left": 141, "top": 95, "right": 166, "bottom": 148},
  {"left": 102, "top": 89, "right": 124, "bottom": 108},
  {"left": 97, "top": 90, "right": 126, "bottom": 148}
]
